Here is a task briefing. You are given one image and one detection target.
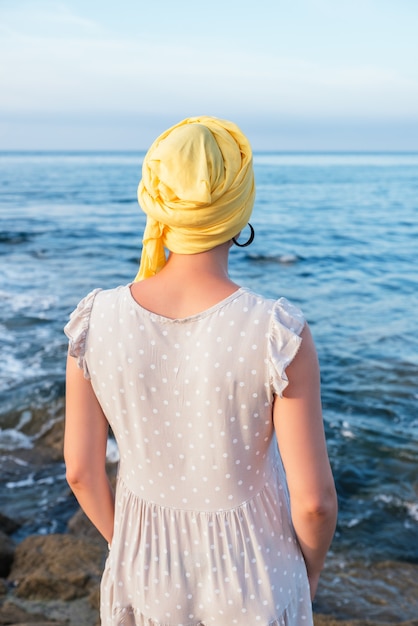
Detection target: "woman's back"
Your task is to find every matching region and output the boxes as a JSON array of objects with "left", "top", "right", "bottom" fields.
[
  {"left": 66, "top": 283, "right": 313, "bottom": 624},
  {"left": 84, "top": 284, "right": 304, "bottom": 507}
]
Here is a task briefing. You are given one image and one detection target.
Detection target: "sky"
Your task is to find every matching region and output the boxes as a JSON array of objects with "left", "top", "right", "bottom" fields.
[{"left": 1, "top": 0, "right": 418, "bottom": 151}]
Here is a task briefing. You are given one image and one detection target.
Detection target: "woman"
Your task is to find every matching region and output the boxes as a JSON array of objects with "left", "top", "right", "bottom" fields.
[{"left": 64, "top": 116, "right": 337, "bottom": 625}]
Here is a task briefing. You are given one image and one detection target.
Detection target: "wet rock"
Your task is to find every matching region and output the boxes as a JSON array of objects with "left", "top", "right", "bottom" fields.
[
  {"left": 35, "top": 418, "right": 65, "bottom": 463},
  {"left": 1, "top": 446, "right": 60, "bottom": 472},
  {"left": 0, "top": 578, "right": 8, "bottom": 596},
  {"left": 0, "top": 531, "right": 15, "bottom": 578},
  {"left": 67, "top": 509, "right": 106, "bottom": 547},
  {"left": 0, "top": 596, "right": 100, "bottom": 626},
  {"left": 315, "top": 556, "right": 418, "bottom": 623},
  {"left": 0, "top": 598, "right": 67, "bottom": 624},
  {"left": 0, "top": 513, "right": 21, "bottom": 537},
  {"left": 314, "top": 617, "right": 351, "bottom": 625},
  {"left": 314, "top": 617, "right": 418, "bottom": 626},
  {"left": 88, "top": 585, "right": 100, "bottom": 612},
  {"left": 8, "top": 534, "right": 105, "bottom": 602}
]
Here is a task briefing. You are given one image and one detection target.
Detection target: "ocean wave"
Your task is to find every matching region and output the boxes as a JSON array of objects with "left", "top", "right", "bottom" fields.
[
  {"left": 247, "top": 252, "right": 301, "bottom": 264},
  {"left": 375, "top": 493, "right": 418, "bottom": 523},
  {"left": 8, "top": 291, "right": 57, "bottom": 314},
  {"left": 0, "top": 428, "right": 33, "bottom": 451},
  {"left": 0, "top": 348, "right": 47, "bottom": 394},
  {"left": 106, "top": 437, "right": 120, "bottom": 463},
  {"left": 0, "top": 231, "right": 33, "bottom": 245},
  {"left": 6, "top": 474, "right": 57, "bottom": 489}
]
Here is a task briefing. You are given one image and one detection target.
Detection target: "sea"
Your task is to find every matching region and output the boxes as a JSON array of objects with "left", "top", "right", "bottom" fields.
[{"left": 1, "top": 151, "right": 417, "bottom": 621}]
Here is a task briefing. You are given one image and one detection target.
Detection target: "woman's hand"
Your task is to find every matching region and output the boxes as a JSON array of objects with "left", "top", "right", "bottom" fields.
[{"left": 308, "top": 570, "right": 321, "bottom": 601}]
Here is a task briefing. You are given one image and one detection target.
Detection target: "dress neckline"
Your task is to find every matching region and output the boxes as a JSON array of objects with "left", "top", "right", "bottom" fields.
[{"left": 126, "top": 284, "right": 247, "bottom": 323}]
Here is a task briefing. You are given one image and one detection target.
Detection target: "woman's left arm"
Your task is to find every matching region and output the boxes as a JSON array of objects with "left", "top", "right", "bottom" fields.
[{"left": 64, "top": 354, "right": 115, "bottom": 544}]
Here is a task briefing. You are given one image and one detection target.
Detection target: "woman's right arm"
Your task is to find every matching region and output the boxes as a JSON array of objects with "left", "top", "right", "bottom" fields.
[
  {"left": 273, "top": 323, "right": 338, "bottom": 600},
  {"left": 64, "top": 353, "right": 115, "bottom": 545}
]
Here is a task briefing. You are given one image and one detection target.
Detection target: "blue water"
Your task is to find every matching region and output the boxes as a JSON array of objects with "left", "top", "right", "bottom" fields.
[{"left": 1, "top": 151, "right": 418, "bottom": 617}]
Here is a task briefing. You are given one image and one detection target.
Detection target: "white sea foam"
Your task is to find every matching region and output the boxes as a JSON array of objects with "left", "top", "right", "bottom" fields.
[
  {"left": 375, "top": 494, "right": 394, "bottom": 504},
  {"left": 106, "top": 437, "right": 120, "bottom": 463},
  {"left": 6, "top": 473, "right": 35, "bottom": 489},
  {"left": 0, "top": 428, "right": 33, "bottom": 451},
  {"left": 0, "top": 347, "right": 47, "bottom": 393},
  {"left": 37, "top": 476, "right": 57, "bottom": 486},
  {"left": 341, "top": 421, "right": 355, "bottom": 439},
  {"left": 374, "top": 494, "right": 418, "bottom": 523},
  {"left": 405, "top": 502, "right": 418, "bottom": 522},
  {"left": 5, "top": 472, "right": 63, "bottom": 490},
  {"left": 1, "top": 454, "right": 29, "bottom": 467},
  {"left": 3, "top": 290, "right": 57, "bottom": 315},
  {"left": 347, "top": 518, "right": 361, "bottom": 528},
  {"left": 16, "top": 410, "right": 32, "bottom": 430},
  {"left": 278, "top": 254, "right": 298, "bottom": 264}
]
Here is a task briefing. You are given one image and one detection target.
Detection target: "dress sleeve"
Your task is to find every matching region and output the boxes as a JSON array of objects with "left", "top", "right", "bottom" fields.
[
  {"left": 268, "top": 297, "right": 306, "bottom": 397},
  {"left": 63, "top": 288, "right": 101, "bottom": 379}
]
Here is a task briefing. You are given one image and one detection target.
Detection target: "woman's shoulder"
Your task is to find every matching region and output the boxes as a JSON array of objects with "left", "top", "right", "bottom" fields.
[
  {"left": 90, "top": 283, "right": 129, "bottom": 304},
  {"left": 85, "top": 283, "right": 137, "bottom": 307},
  {"left": 65, "top": 284, "right": 131, "bottom": 324},
  {"left": 240, "top": 288, "right": 304, "bottom": 322}
]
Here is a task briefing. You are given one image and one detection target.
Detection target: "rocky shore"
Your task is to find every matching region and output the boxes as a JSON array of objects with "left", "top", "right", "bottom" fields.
[
  {"left": 1, "top": 417, "right": 417, "bottom": 626},
  {"left": 1, "top": 517, "right": 418, "bottom": 626}
]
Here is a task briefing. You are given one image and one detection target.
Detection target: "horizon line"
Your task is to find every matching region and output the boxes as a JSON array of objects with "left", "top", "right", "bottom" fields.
[{"left": 1, "top": 149, "right": 418, "bottom": 155}]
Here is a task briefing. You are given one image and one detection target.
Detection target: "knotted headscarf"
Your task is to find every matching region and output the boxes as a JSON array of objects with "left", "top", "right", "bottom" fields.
[{"left": 134, "top": 116, "right": 255, "bottom": 281}]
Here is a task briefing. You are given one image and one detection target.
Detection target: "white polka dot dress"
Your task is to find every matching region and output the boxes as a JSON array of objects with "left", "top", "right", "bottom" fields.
[{"left": 64, "top": 285, "right": 313, "bottom": 625}]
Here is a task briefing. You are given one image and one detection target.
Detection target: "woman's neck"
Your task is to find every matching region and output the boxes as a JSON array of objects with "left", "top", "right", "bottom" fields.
[
  {"left": 130, "top": 242, "right": 240, "bottom": 319},
  {"left": 163, "top": 243, "right": 231, "bottom": 281}
]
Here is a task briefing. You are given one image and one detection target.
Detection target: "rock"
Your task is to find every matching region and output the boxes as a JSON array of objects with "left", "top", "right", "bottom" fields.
[
  {"left": 67, "top": 509, "right": 106, "bottom": 547},
  {"left": 314, "top": 617, "right": 368, "bottom": 625},
  {"left": 315, "top": 556, "right": 418, "bottom": 623},
  {"left": 0, "top": 599, "right": 67, "bottom": 624},
  {"left": 0, "top": 513, "right": 21, "bottom": 536},
  {"left": 88, "top": 585, "right": 100, "bottom": 612},
  {"left": 0, "top": 578, "right": 8, "bottom": 596},
  {"left": 0, "top": 596, "right": 100, "bottom": 626},
  {"left": 314, "top": 616, "right": 418, "bottom": 626},
  {"left": 8, "top": 534, "right": 105, "bottom": 602},
  {"left": 35, "top": 418, "right": 65, "bottom": 463},
  {"left": 0, "top": 531, "right": 15, "bottom": 578}
]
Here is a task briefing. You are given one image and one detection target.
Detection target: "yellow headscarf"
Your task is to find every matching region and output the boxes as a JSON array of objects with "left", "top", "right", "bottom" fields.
[{"left": 134, "top": 116, "right": 255, "bottom": 281}]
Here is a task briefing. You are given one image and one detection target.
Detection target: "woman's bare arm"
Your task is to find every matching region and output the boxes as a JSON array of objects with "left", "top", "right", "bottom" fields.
[
  {"left": 64, "top": 354, "right": 115, "bottom": 544},
  {"left": 273, "top": 323, "right": 337, "bottom": 600}
]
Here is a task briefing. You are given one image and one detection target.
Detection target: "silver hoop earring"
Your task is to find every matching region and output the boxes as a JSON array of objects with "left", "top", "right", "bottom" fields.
[{"left": 232, "top": 223, "right": 255, "bottom": 247}]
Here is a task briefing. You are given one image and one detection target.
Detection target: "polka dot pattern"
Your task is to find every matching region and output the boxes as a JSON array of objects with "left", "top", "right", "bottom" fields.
[{"left": 64, "top": 285, "right": 311, "bottom": 625}]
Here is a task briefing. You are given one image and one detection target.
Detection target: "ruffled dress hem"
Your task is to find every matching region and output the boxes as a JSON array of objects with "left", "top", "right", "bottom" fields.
[{"left": 108, "top": 589, "right": 311, "bottom": 626}]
